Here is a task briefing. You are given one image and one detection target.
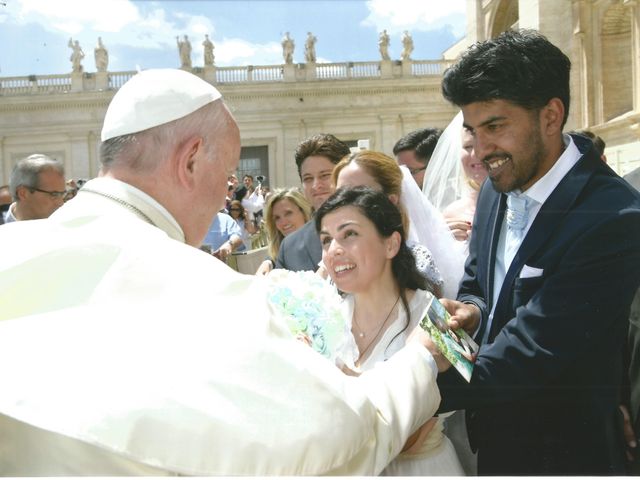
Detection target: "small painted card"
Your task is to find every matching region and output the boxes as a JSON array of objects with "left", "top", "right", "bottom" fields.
[{"left": 419, "top": 294, "right": 479, "bottom": 382}]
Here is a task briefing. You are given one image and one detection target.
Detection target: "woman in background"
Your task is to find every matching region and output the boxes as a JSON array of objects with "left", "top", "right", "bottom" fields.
[
  {"left": 255, "top": 188, "right": 312, "bottom": 275},
  {"left": 316, "top": 186, "right": 464, "bottom": 476},
  {"left": 228, "top": 200, "right": 257, "bottom": 251},
  {"left": 423, "top": 112, "right": 488, "bottom": 244}
]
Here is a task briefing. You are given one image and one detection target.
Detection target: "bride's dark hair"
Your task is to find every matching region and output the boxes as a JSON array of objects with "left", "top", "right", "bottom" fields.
[{"left": 315, "top": 186, "right": 435, "bottom": 349}]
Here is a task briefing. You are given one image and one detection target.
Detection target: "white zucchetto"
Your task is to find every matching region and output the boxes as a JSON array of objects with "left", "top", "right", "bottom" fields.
[{"left": 101, "top": 69, "right": 222, "bottom": 141}]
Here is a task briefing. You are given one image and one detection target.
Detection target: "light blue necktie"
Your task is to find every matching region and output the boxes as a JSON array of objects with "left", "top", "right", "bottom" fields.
[
  {"left": 504, "top": 193, "right": 530, "bottom": 265},
  {"left": 506, "top": 194, "right": 530, "bottom": 236}
]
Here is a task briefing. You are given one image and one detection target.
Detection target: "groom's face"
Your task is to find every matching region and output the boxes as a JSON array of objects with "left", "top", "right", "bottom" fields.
[{"left": 461, "top": 99, "right": 553, "bottom": 194}]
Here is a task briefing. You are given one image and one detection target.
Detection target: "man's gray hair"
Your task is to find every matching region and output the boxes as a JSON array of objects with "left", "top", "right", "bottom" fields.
[
  {"left": 100, "top": 100, "right": 228, "bottom": 172},
  {"left": 9, "top": 154, "right": 65, "bottom": 200}
]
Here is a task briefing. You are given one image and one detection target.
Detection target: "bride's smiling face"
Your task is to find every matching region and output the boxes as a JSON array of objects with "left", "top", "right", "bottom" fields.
[
  {"left": 320, "top": 206, "right": 397, "bottom": 294},
  {"left": 461, "top": 128, "right": 488, "bottom": 185}
]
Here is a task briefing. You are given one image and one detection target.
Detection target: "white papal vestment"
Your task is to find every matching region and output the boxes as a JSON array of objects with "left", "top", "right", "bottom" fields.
[{"left": 0, "top": 177, "right": 440, "bottom": 475}]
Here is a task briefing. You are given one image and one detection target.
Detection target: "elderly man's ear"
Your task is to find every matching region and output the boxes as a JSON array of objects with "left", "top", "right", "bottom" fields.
[{"left": 174, "top": 136, "right": 206, "bottom": 189}]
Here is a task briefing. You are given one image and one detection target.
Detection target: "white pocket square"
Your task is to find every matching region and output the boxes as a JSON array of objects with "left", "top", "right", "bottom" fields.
[{"left": 520, "top": 264, "right": 544, "bottom": 279}]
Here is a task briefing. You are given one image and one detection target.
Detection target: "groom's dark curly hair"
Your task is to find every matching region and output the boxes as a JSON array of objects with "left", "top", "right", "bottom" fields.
[{"left": 442, "top": 29, "right": 571, "bottom": 128}]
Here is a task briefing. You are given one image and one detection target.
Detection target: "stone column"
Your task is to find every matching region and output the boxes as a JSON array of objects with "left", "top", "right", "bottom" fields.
[
  {"left": 281, "top": 119, "right": 308, "bottom": 187},
  {"left": 0, "top": 136, "right": 6, "bottom": 186},
  {"left": 378, "top": 114, "right": 402, "bottom": 154},
  {"left": 571, "top": 0, "right": 593, "bottom": 128},
  {"left": 69, "top": 133, "right": 91, "bottom": 179},
  {"left": 624, "top": 0, "right": 640, "bottom": 112},
  {"left": 87, "top": 131, "right": 98, "bottom": 179}
]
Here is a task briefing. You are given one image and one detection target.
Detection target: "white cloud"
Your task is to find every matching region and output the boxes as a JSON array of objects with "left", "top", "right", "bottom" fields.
[
  {"left": 13, "top": 1, "right": 215, "bottom": 50},
  {"left": 362, "top": 0, "right": 466, "bottom": 37},
  {"left": 20, "top": 0, "right": 139, "bottom": 33},
  {"left": 215, "top": 38, "right": 281, "bottom": 66}
]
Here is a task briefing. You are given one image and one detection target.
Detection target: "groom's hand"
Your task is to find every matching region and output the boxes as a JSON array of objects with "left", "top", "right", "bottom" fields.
[{"left": 440, "top": 299, "right": 480, "bottom": 335}]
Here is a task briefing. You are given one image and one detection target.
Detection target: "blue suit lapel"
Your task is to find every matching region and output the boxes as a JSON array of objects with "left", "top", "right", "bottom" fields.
[{"left": 486, "top": 193, "right": 506, "bottom": 311}]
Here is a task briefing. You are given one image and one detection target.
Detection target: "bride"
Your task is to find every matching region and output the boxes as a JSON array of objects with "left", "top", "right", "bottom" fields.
[
  {"left": 315, "top": 186, "right": 464, "bottom": 476},
  {"left": 332, "top": 149, "right": 466, "bottom": 299}
]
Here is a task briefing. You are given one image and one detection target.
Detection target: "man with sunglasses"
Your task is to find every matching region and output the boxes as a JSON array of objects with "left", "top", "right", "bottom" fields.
[
  {"left": 393, "top": 127, "right": 442, "bottom": 189},
  {"left": 4, "top": 154, "right": 66, "bottom": 223}
]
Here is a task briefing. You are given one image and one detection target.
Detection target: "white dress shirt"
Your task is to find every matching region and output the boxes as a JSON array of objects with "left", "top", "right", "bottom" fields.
[{"left": 484, "top": 134, "right": 582, "bottom": 342}]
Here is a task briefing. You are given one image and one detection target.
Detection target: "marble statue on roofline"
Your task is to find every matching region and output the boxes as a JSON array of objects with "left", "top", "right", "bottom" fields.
[
  {"left": 94, "top": 37, "right": 109, "bottom": 73},
  {"left": 304, "top": 32, "right": 317, "bottom": 63},
  {"left": 378, "top": 30, "right": 390, "bottom": 61},
  {"left": 68, "top": 38, "right": 85, "bottom": 73},
  {"left": 203, "top": 34, "right": 215, "bottom": 67},
  {"left": 176, "top": 35, "right": 192, "bottom": 70},
  {"left": 401, "top": 30, "right": 414, "bottom": 61},
  {"left": 282, "top": 32, "right": 295, "bottom": 64}
]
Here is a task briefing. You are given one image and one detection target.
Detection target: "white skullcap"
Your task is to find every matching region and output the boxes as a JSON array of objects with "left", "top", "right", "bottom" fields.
[{"left": 101, "top": 69, "right": 222, "bottom": 141}]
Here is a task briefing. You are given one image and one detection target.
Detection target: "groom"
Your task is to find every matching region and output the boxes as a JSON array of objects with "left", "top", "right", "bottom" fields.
[{"left": 436, "top": 30, "right": 640, "bottom": 475}]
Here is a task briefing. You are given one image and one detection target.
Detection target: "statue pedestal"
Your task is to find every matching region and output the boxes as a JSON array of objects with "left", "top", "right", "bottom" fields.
[
  {"left": 283, "top": 63, "right": 296, "bottom": 82},
  {"left": 95, "top": 71, "right": 109, "bottom": 90},
  {"left": 305, "top": 62, "right": 317, "bottom": 80},
  {"left": 203, "top": 66, "right": 216, "bottom": 83},
  {"left": 401, "top": 60, "right": 413, "bottom": 77},
  {"left": 380, "top": 60, "right": 392, "bottom": 78},
  {"left": 70, "top": 72, "right": 84, "bottom": 92}
]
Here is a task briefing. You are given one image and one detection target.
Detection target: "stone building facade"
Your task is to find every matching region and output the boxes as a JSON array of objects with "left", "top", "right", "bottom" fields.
[{"left": 0, "top": 0, "right": 638, "bottom": 187}]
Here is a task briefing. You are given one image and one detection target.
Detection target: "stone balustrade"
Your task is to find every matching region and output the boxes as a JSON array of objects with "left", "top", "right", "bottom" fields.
[{"left": 0, "top": 59, "right": 454, "bottom": 96}]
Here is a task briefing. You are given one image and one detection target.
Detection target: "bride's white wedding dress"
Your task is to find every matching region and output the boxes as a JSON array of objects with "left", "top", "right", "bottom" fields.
[{"left": 342, "top": 290, "right": 465, "bottom": 476}]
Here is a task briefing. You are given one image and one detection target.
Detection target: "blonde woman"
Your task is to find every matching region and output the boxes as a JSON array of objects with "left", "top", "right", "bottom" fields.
[{"left": 255, "top": 188, "right": 312, "bottom": 275}]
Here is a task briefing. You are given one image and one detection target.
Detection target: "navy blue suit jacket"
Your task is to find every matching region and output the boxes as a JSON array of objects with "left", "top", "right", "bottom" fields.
[{"left": 438, "top": 135, "right": 640, "bottom": 474}]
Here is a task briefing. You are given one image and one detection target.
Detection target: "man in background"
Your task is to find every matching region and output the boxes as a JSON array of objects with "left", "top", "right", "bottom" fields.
[
  {"left": 3, "top": 154, "right": 66, "bottom": 223},
  {"left": 276, "top": 133, "right": 350, "bottom": 271},
  {"left": 0, "top": 185, "right": 11, "bottom": 225},
  {"left": 393, "top": 127, "right": 442, "bottom": 188},
  {"left": 571, "top": 129, "right": 607, "bottom": 162}
]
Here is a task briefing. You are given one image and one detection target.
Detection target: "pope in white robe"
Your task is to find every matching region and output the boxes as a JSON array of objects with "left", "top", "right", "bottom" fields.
[{"left": 0, "top": 68, "right": 443, "bottom": 475}]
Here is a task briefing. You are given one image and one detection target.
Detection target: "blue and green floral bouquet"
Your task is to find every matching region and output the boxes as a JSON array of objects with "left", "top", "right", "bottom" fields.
[{"left": 266, "top": 270, "right": 354, "bottom": 365}]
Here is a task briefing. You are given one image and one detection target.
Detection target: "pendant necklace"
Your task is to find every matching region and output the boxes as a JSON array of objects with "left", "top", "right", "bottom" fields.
[{"left": 353, "top": 295, "right": 400, "bottom": 363}]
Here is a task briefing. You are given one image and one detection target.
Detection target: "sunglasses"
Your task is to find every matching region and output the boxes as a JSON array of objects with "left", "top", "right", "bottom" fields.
[
  {"left": 29, "top": 187, "right": 68, "bottom": 199},
  {"left": 408, "top": 166, "right": 427, "bottom": 176}
]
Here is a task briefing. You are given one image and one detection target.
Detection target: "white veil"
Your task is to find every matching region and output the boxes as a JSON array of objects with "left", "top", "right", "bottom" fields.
[
  {"left": 400, "top": 165, "right": 466, "bottom": 299},
  {"left": 422, "top": 111, "right": 467, "bottom": 212}
]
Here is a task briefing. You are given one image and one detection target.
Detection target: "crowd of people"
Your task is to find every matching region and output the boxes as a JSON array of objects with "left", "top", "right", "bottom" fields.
[{"left": 1, "top": 30, "right": 639, "bottom": 476}]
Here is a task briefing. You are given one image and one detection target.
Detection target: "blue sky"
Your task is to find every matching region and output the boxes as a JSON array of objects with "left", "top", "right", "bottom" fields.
[{"left": 0, "top": 0, "right": 466, "bottom": 77}]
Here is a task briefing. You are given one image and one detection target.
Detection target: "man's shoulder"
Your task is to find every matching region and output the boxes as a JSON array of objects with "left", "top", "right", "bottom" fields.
[
  {"left": 624, "top": 166, "right": 640, "bottom": 191},
  {"left": 283, "top": 219, "right": 316, "bottom": 245}
]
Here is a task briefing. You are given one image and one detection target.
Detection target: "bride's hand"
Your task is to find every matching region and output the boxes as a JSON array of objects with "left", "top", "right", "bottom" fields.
[
  {"left": 407, "top": 326, "right": 451, "bottom": 372},
  {"left": 446, "top": 218, "right": 472, "bottom": 241}
]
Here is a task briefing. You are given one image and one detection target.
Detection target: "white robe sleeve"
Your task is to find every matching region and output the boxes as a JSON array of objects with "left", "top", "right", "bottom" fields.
[{"left": 0, "top": 205, "right": 441, "bottom": 476}]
